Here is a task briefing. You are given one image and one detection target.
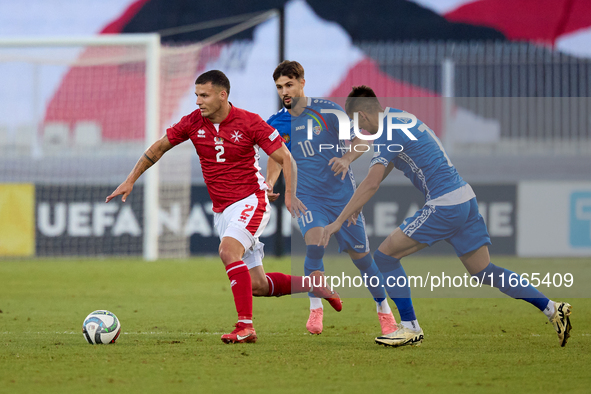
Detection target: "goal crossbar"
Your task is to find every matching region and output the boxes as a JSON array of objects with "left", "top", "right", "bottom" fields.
[{"left": 0, "top": 34, "right": 160, "bottom": 261}]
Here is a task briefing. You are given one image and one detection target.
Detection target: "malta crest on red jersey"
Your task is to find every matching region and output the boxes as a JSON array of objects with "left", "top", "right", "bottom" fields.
[{"left": 231, "top": 130, "right": 243, "bottom": 143}]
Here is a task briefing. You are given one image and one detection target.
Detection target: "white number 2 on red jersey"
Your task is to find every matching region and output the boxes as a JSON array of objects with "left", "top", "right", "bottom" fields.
[{"left": 215, "top": 145, "right": 226, "bottom": 162}]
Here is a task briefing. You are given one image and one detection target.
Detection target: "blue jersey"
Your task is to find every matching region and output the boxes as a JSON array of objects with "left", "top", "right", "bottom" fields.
[
  {"left": 267, "top": 98, "right": 356, "bottom": 204},
  {"left": 266, "top": 107, "right": 292, "bottom": 151},
  {"left": 370, "top": 107, "right": 466, "bottom": 203}
]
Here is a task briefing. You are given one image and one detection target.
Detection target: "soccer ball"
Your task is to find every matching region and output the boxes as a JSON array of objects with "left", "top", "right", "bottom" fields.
[{"left": 82, "top": 310, "right": 121, "bottom": 344}]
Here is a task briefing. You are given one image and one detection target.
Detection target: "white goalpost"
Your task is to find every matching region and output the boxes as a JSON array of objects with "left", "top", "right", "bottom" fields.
[
  {"left": 0, "top": 34, "right": 161, "bottom": 260},
  {"left": 0, "top": 10, "right": 280, "bottom": 261}
]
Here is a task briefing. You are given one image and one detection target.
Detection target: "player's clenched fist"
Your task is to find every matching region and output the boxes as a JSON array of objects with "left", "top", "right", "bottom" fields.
[{"left": 106, "top": 181, "right": 133, "bottom": 203}]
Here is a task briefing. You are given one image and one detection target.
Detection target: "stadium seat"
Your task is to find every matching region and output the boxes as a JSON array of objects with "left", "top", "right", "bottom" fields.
[
  {"left": 43, "top": 122, "right": 69, "bottom": 149},
  {"left": 74, "top": 121, "right": 102, "bottom": 147},
  {"left": 14, "top": 124, "right": 36, "bottom": 154}
]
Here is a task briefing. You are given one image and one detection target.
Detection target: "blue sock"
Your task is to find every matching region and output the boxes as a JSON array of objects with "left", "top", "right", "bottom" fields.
[
  {"left": 473, "top": 262, "right": 549, "bottom": 311},
  {"left": 374, "top": 250, "right": 416, "bottom": 321},
  {"left": 305, "top": 245, "right": 325, "bottom": 297},
  {"left": 352, "top": 253, "right": 387, "bottom": 302}
]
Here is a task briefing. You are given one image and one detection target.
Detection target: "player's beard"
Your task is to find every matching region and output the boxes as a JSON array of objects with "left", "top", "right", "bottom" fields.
[
  {"left": 200, "top": 102, "right": 221, "bottom": 119},
  {"left": 282, "top": 97, "right": 292, "bottom": 109}
]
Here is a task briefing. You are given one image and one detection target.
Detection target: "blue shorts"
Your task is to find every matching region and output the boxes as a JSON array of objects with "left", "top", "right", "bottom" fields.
[
  {"left": 297, "top": 199, "right": 369, "bottom": 254},
  {"left": 400, "top": 197, "right": 491, "bottom": 257}
]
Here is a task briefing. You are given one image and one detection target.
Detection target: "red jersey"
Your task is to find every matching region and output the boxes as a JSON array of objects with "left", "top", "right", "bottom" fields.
[{"left": 166, "top": 104, "right": 283, "bottom": 213}]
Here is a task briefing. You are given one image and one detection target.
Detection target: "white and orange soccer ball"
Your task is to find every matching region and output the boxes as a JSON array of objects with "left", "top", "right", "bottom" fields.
[{"left": 82, "top": 310, "right": 121, "bottom": 344}]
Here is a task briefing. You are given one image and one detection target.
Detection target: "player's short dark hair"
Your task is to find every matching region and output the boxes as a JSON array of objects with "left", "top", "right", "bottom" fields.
[
  {"left": 273, "top": 60, "right": 305, "bottom": 81},
  {"left": 345, "top": 85, "right": 382, "bottom": 116},
  {"left": 195, "top": 70, "right": 230, "bottom": 95}
]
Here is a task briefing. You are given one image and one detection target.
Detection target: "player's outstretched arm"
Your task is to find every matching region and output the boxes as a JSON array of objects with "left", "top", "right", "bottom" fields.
[
  {"left": 269, "top": 144, "right": 307, "bottom": 217},
  {"left": 328, "top": 137, "right": 371, "bottom": 180},
  {"left": 265, "top": 155, "right": 283, "bottom": 202},
  {"left": 318, "top": 164, "right": 386, "bottom": 247},
  {"left": 382, "top": 161, "right": 395, "bottom": 180},
  {"left": 105, "top": 134, "right": 173, "bottom": 203},
  {"left": 346, "top": 162, "right": 394, "bottom": 227}
]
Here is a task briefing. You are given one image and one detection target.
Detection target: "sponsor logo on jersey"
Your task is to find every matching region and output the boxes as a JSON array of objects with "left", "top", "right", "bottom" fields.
[
  {"left": 295, "top": 125, "right": 305, "bottom": 131},
  {"left": 197, "top": 129, "right": 206, "bottom": 138},
  {"left": 304, "top": 108, "right": 328, "bottom": 138},
  {"left": 231, "top": 130, "right": 243, "bottom": 143},
  {"left": 215, "top": 137, "right": 224, "bottom": 145}
]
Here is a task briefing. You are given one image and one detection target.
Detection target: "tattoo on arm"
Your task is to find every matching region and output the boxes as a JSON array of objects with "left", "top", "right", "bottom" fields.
[{"left": 143, "top": 153, "right": 156, "bottom": 165}]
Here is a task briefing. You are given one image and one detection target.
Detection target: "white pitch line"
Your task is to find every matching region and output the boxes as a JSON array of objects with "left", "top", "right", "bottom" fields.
[
  {"left": 3, "top": 331, "right": 588, "bottom": 337},
  {"left": 0, "top": 331, "right": 296, "bottom": 336}
]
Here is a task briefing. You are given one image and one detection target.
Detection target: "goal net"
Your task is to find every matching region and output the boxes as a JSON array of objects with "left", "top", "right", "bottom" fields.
[{"left": 0, "top": 33, "right": 246, "bottom": 259}]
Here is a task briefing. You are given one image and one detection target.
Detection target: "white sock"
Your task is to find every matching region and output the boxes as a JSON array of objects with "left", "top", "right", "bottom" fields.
[
  {"left": 543, "top": 300, "right": 555, "bottom": 320},
  {"left": 401, "top": 320, "right": 421, "bottom": 331},
  {"left": 309, "top": 297, "right": 323, "bottom": 310},
  {"left": 376, "top": 299, "right": 392, "bottom": 314}
]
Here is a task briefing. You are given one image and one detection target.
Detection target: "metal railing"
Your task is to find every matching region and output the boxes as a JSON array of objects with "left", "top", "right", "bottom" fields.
[{"left": 358, "top": 41, "right": 591, "bottom": 154}]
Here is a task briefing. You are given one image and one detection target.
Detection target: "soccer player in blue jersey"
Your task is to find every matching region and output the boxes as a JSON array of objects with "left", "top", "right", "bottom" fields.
[
  {"left": 266, "top": 61, "right": 398, "bottom": 335},
  {"left": 320, "top": 85, "right": 573, "bottom": 347}
]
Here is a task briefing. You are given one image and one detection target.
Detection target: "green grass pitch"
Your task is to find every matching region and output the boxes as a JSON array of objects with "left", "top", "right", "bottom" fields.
[{"left": 1, "top": 256, "right": 590, "bottom": 393}]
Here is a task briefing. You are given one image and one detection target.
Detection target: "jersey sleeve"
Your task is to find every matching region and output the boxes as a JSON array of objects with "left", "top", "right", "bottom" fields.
[
  {"left": 265, "top": 116, "right": 283, "bottom": 144},
  {"left": 370, "top": 150, "right": 391, "bottom": 168},
  {"left": 369, "top": 127, "right": 406, "bottom": 167},
  {"left": 253, "top": 114, "right": 283, "bottom": 155},
  {"left": 166, "top": 114, "right": 192, "bottom": 146}
]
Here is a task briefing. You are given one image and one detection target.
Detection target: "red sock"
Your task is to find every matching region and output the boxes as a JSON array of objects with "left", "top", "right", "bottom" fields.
[
  {"left": 225, "top": 261, "right": 253, "bottom": 322},
  {"left": 266, "top": 272, "right": 311, "bottom": 296}
]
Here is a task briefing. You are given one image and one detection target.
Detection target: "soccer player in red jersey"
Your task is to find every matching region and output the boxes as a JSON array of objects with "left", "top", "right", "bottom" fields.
[{"left": 106, "top": 70, "right": 341, "bottom": 344}]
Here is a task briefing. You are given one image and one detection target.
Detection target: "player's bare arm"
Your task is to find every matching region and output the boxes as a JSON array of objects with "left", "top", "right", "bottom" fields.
[
  {"left": 318, "top": 163, "right": 386, "bottom": 247},
  {"left": 105, "top": 134, "right": 173, "bottom": 203},
  {"left": 382, "top": 161, "right": 395, "bottom": 180},
  {"left": 269, "top": 144, "right": 307, "bottom": 217},
  {"left": 328, "top": 137, "right": 371, "bottom": 180},
  {"left": 265, "top": 155, "right": 283, "bottom": 202},
  {"left": 347, "top": 162, "right": 396, "bottom": 226}
]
